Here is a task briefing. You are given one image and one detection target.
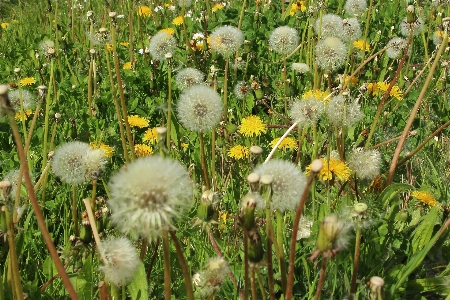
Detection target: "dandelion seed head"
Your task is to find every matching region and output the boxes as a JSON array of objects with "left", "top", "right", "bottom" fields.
[
  {"left": 344, "top": 0, "right": 367, "bottom": 16},
  {"left": 269, "top": 26, "right": 299, "bottom": 55},
  {"left": 2, "top": 169, "right": 34, "bottom": 200},
  {"left": 177, "top": 85, "right": 222, "bottom": 132},
  {"left": 233, "top": 81, "right": 251, "bottom": 100},
  {"left": 8, "top": 90, "right": 36, "bottom": 110},
  {"left": 99, "top": 237, "right": 139, "bottom": 286},
  {"left": 210, "top": 25, "right": 244, "bottom": 56},
  {"left": 386, "top": 37, "right": 409, "bottom": 59},
  {"left": 39, "top": 40, "right": 55, "bottom": 57},
  {"left": 195, "top": 257, "right": 228, "bottom": 298},
  {"left": 86, "top": 30, "right": 111, "bottom": 45},
  {"left": 325, "top": 95, "right": 364, "bottom": 127},
  {"left": 290, "top": 98, "right": 324, "bottom": 127},
  {"left": 342, "top": 18, "right": 362, "bottom": 42},
  {"left": 175, "top": 68, "right": 205, "bottom": 91},
  {"left": 400, "top": 17, "right": 424, "bottom": 37},
  {"left": 108, "top": 156, "right": 193, "bottom": 240},
  {"left": 292, "top": 62, "right": 310, "bottom": 73},
  {"left": 315, "top": 14, "right": 344, "bottom": 38},
  {"left": 253, "top": 159, "right": 307, "bottom": 212},
  {"left": 347, "top": 148, "right": 381, "bottom": 180},
  {"left": 178, "top": 0, "right": 192, "bottom": 7},
  {"left": 149, "top": 32, "right": 177, "bottom": 61},
  {"left": 315, "top": 37, "right": 347, "bottom": 71}
]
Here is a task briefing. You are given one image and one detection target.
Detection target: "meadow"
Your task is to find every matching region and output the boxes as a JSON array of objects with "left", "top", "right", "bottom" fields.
[{"left": 1, "top": 0, "right": 450, "bottom": 299}]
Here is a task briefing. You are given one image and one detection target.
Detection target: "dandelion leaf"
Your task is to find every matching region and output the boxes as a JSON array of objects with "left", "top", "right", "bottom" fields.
[
  {"left": 128, "top": 262, "right": 148, "bottom": 300},
  {"left": 411, "top": 206, "right": 440, "bottom": 253},
  {"left": 407, "top": 276, "right": 450, "bottom": 294}
]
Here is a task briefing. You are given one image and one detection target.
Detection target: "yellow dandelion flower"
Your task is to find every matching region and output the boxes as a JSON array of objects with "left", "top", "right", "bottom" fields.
[
  {"left": 119, "top": 42, "right": 129, "bottom": 47},
  {"left": 137, "top": 6, "right": 152, "bottom": 17},
  {"left": 19, "top": 77, "right": 35, "bottom": 87},
  {"left": 14, "top": 109, "right": 33, "bottom": 121},
  {"left": 270, "top": 137, "right": 298, "bottom": 151},
  {"left": 123, "top": 62, "right": 132, "bottom": 70},
  {"left": 239, "top": 115, "right": 267, "bottom": 137},
  {"left": 367, "top": 82, "right": 403, "bottom": 101},
  {"left": 1, "top": 22, "right": 9, "bottom": 29},
  {"left": 302, "top": 89, "right": 330, "bottom": 102},
  {"left": 353, "top": 40, "right": 370, "bottom": 52},
  {"left": 159, "top": 28, "right": 175, "bottom": 35},
  {"left": 306, "top": 158, "right": 351, "bottom": 182},
  {"left": 289, "top": 1, "right": 307, "bottom": 16},
  {"left": 127, "top": 115, "right": 149, "bottom": 128},
  {"left": 228, "top": 145, "right": 250, "bottom": 160},
  {"left": 90, "top": 142, "right": 114, "bottom": 158},
  {"left": 343, "top": 75, "right": 358, "bottom": 86},
  {"left": 369, "top": 175, "right": 384, "bottom": 192},
  {"left": 212, "top": 3, "right": 224, "bottom": 12},
  {"left": 106, "top": 43, "right": 113, "bottom": 51},
  {"left": 143, "top": 127, "right": 158, "bottom": 144},
  {"left": 411, "top": 191, "right": 438, "bottom": 208},
  {"left": 181, "top": 142, "right": 188, "bottom": 151},
  {"left": 172, "top": 16, "right": 184, "bottom": 26},
  {"left": 134, "top": 144, "right": 153, "bottom": 157},
  {"left": 389, "top": 85, "right": 403, "bottom": 101}
]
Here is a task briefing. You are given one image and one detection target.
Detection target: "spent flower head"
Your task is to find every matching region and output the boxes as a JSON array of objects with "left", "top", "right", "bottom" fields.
[
  {"left": 344, "top": 0, "right": 367, "bottom": 16},
  {"left": 8, "top": 89, "right": 36, "bottom": 110},
  {"left": 108, "top": 156, "right": 193, "bottom": 240},
  {"left": 342, "top": 18, "right": 362, "bottom": 42},
  {"left": 210, "top": 25, "right": 244, "bottom": 56},
  {"left": 347, "top": 148, "right": 381, "bottom": 180},
  {"left": 400, "top": 17, "right": 424, "bottom": 37},
  {"left": 315, "top": 14, "right": 344, "bottom": 38},
  {"left": 149, "top": 32, "right": 177, "bottom": 61},
  {"left": 290, "top": 98, "right": 324, "bottom": 127},
  {"left": 292, "top": 62, "right": 310, "bottom": 73},
  {"left": 233, "top": 81, "right": 251, "bottom": 100},
  {"left": 325, "top": 95, "right": 364, "bottom": 127},
  {"left": 253, "top": 159, "right": 307, "bottom": 212},
  {"left": 194, "top": 257, "right": 228, "bottom": 298},
  {"left": 315, "top": 37, "right": 347, "bottom": 71},
  {"left": 268, "top": 26, "right": 299, "bottom": 55},
  {"left": 39, "top": 39, "right": 55, "bottom": 57},
  {"left": 177, "top": 85, "right": 222, "bottom": 132},
  {"left": 99, "top": 237, "right": 139, "bottom": 286},
  {"left": 386, "top": 37, "right": 409, "bottom": 59},
  {"left": 175, "top": 68, "right": 205, "bottom": 91},
  {"left": 310, "top": 214, "right": 351, "bottom": 259}
]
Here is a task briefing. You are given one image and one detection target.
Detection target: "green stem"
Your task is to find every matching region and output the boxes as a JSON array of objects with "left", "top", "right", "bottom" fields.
[
  {"left": 223, "top": 58, "right": 229, "bottom": 122},
  {"left": 199, "top": 132, "right": 211, "bottom": 190},
  {"left": 169, "top": 231, "right": 195, "bottom": 300},
  {"left": 313, "top": 257, "right": 328, "bottom": 300},
  {"left": 166, "top": 60, "right": 172, "bottom": 150},
  {"left": 349, "top": 226, "right": 362, "bottom": 300},
  {"left": 72, "top": 185, "right": 79, "bottom": 237},
  {"left": 244, "top": 230, "right": 249, "bottom": 300},
  {"left": 5, "top": 208, "right": 23, "bottom": 300},
  {"left": 162, "top": 230, "right": 171, "bottom": 300},
  {"left": 276, "top": 211, "right": 287, "bottom": 295}
]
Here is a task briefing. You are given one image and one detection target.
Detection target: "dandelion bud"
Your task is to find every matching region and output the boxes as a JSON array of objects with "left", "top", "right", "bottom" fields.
[
  {"left": 315, "top": 214, "right": 349, "bottom": 257},
  {"left": 156, "top": 126, "right": 167, "bottom": 146},
  {"left": 54, "top": 113, "right": 61, "bottom": 120},
  {"left": 79, "top": 221, "right": 92, "bottom": 243},
  {"left": 310, "top": 159, "right": 323, "bottom": 173},
  {"left": 240, "top": 192, "right": 260, "bottom": 230},
  {"left": 247, "top": 173, "right": 260, "bottom": 192},
  {"left": 13, "top": 67, "right": 21, "bottom": 73},
  {"left": 248, "top": 228, "right": 264, "bottom": 263},
  {"left": 109, "top": 11, "right": 117, "bottom": 18},
  {"left": 406, "top": 5, "right": 416, "bottom": 23},
  {"left": 244, "top": 40, "right": 251, "bottom": 53},
  {"left": 89, "top": 48, "right": 96, "bottom": 55},
  {"left": 0, "top": 180, "right": 12, "bottom": 200},
  {"left": 0, "top": 207, "right": 6, "bottom": 233},
  {"left": 197, "top": 188, "right": 216, "bottom": 222},
  {"left": 369, "top": 276, "right": 385, "bottom": 300}
]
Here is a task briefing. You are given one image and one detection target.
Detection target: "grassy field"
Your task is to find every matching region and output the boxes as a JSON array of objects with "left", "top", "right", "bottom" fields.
[{"left": 1, "top": 0, "right": 450, "bottom": 299}]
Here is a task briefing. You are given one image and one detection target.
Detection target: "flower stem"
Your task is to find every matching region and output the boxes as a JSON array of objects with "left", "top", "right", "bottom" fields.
[
  {"left": 166, "top": 60, "right": 172, "bottom": 150},
  {"left": 169, "top": 231, "right": 195, "bottom": 300},
  {"left": 199, "top": 132, "right": 211, "bottom": 190},
  {"left": 244, "top": 230, "right": 250, "bottom": 300},
  {"left": 313, "top": 257, "right": 328, "bottom": 300},
  {"left": 5, "top": 208, "right": 23, "bottom": 300},
  {"left": 162, "top": 230, "right": 171, "bottom": 300},
  {"left": 223, "top": 58, "right": 229, "bottom": 122},
  {"left": 349, "top": 226, "right": 362, "bottom": 300}
]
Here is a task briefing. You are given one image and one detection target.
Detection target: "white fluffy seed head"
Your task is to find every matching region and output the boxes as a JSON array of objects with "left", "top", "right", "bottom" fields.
[
  {"left": 149, "top": 32, "right": 177, "bottom": 61},
  {"left": 315, "top": 14, "right": 344, "bottom": 38},
  {"left": 39, "top": 40, "right": 55, "bottom": 57},
  {"left": 99, "top": 237, "right": 139, "bottom": 286},
  {"left": 400, "top": 17, "right": 424, "bottom": 37},
  {"left": 315, "top": 37, "right": 347, "bottom": 71},
  {"left": 233, "top": 81, "right": 251, "bottom": 100},
  {"left": 342, "top": 18, "right": 362, "bottom": 42},
  {"left": 175, "top": 68, "right": 205, "bottom": 91},
  {"left": 347, "top": 148, "right": 381, "bottom": 180},
  {"left": 290, "top": 98, "right": 324, "bottom": 127},
  {"left": 344, "top": 0, "right": 367, "bottom": 16},
  {"left": 292, "top": 62, "right": 310, "bottom": 73},
  {"left": 177, "top": 85, "right": 223, "bottom": 132},
  {"left": 253, "top": 159, "right": 307, "bottom": 212},
  {"left": 107, "top": 156, "right": 193, "bottom": 240},
  {"left": 386, "top": 37, "right": 409, "bottom": 59},
  {"left": 210, "top": 25, "right": 244, "bottom": 56},
  {"left": 8, "top": 89, "right": 36, "bottom": 110},
  {"left": 268, "top": 26, "right": 299, "bottom": 55},
  {"left": 325, "top": 95, "right": 364, "bottom": 127}
]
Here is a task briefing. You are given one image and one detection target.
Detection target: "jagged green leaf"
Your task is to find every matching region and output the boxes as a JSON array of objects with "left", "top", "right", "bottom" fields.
[{"left": 411, "top": 206, "right": 440, "bottom": 253}]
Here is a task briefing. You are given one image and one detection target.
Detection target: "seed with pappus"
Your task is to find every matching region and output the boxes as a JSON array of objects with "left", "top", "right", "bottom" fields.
[
  {"left": 400, "top": 17, "right": 424, "bottom": 37},
  {"left": 325, "top": 95, "right": 364, "bottom": 127},
  {"left": 342, "top": 18, "right": 362, "bottom": 42},
  {"left": 149, "top": 32, "right": 177, "bottom": 61},
  {"left": 290, "top": 98, "right": 324, "bottom": 127},
  {"left": 344, "top": 0, "right": 367, "bottom": 16},
  {"left": 86, "top": 29, "right": 111, "bottom": 46},
  {"left": 2, "top": 169, "right": 33, "bottom": 200},
  {"left": 175, "top": 68, "right": 205, "bottom": 91},
  {"left": 8, "top": 89, "right": 36, "bottom": 110},
  {"left": 178, "top": 0, "right": 192, "bottom": 7},
  {"left": 194, "top": 257, "right": 228, "bottom": 298},
  {"left": 108, "top": 156, "right": 193, "bottom": 240},
  {"left": 386, "top": 37, "right": 409, "bottom": 59},
  {"left": 177, "top": 85, "right": 222, "bottom": 132},
  {"left": 347, "top": 148, "right": 381, "bottom": 180},
  {"left": 99, "top": 237, "right": 139, "bottom": 286},
  {"left": 268, "top": 26, "right": 299, "bottom": 55},
  {"left": 52, "top": 141, "right": 107, "bottom": 184},
  {"left": 210, "top": 25, "right": 244, "bottom": 56},
  {"left": 315, "top": 37, "right": 347, "bottom": 71},
  {"left": 253, "top": 159, "right": 307, "bottom": 212},
  {"left": 39, "top": 39, "right": 55, "bottom": 57},
  {"left": 314, "top": 14, "right": 343, "bottom": 38}
]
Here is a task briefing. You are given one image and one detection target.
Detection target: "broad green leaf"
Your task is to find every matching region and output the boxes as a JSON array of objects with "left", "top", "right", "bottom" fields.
[
  {"left": 128, "top": 262, "right": 148, "bottom": 300},
  {"left": 407, "top": 276, "right": 450, "bottom": 294},
  {"left": 411, "top": 206, "right": 440, "bottom": 253},
  {"left": 378, "top": 183, "right": 413, "bottom": 207}
]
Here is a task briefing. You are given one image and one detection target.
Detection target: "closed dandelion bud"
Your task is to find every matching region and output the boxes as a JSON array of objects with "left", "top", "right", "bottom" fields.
[
  {"left": 0, "top": 180, "right": 12, "bottom": 201},
  {"left": 316, "top": 214, "right": 349, "bottom": 254},
  {"left": 250, "top": 146, "right": 263, "bottom": 167},
  {"left": 259, "top": 175, "right": 273, "bottom": 205},
  {"left": 247, "top": 173, "right": 260, "bottom": 192},
  {"left": 248, "top": 228, "right": 264, "bottom": 263},
  {"left": 197, "top": 188, "right": 216, "bottom": 222},
  {"left": 369, "top": 276, "right": 385, "bottom": 300},
  {"left": 79, "top": 221, "right": 92, "bottom": 243},
  {"left": 254, "top": 87, "right": 264, "bottom": 99},
  {"left": 240, "top": 192, "right": 258, "bottom": 230},
  {"left": 225, "top": 123, "right": 238, "bottom": 134},
  {"left": 406, "top": 5, "right": 417, "bottom": 24},
  {"left": 156, "top": 127, "right": 167, "bottom": 147},
  {"left": 244, "top": 40, "right": 251, "bottom": 53}
]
